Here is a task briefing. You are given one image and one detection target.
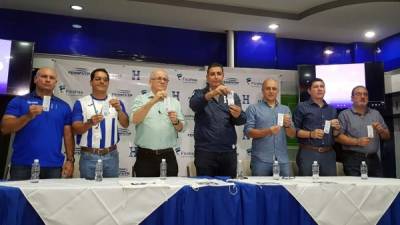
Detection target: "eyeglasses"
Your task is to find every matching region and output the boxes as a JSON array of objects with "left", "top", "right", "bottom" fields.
[
  {"left": 354, "top": 92, "right": 368, "bottom": 97},
  {"left": 152, "top": 77, "right": 169, "bottom": 82}
]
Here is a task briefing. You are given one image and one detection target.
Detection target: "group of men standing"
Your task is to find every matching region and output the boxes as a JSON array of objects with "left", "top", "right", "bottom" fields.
[{"left": 0, "top": 63, "right": 391, "bottom": 180}]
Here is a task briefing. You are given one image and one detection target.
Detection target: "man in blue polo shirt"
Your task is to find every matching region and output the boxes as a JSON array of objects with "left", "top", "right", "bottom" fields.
[
  {"left": 244, "top": 79, "right": 296, "bottom": 176},
  {"left": 1, "top": 67, "right": 75, "bottom": 180}
]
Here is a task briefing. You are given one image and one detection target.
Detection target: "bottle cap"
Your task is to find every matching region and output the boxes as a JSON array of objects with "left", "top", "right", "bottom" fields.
[
  {"left": 34, "top": 159, "right": 39, "bottom": 163},
  {"left": 97, "top": 159, "right": 102, "bottom": 163},
  {"left": 162, "top": 159, "right": 166, "bottom": 162},
  {"left": 274, "top": 160, "right": 278, "bottom": 164},
  {"left": 313, "top": 161, "right": 317, "bottom": 164}
]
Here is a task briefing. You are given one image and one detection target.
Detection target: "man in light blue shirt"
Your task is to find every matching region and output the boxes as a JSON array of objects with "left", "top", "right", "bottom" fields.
[
  {"left": 131, "top": 69, "right": 185, "bottom": 177},
  {"left": 244, "top": 79, "right": 296, "bottom": 176}
]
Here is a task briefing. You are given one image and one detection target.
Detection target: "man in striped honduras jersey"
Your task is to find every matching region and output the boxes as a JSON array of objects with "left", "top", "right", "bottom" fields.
[{"left": 72, "top": 68, "right": 129, "bottom": 179}]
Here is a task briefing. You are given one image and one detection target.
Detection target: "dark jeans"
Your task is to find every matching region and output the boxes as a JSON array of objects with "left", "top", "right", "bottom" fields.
[
  {"left": 133, "top": 147, "right": 178, "bottom": 177},
  {"left": 194, "top": 150, "right": 237, "bottom": 178},
  {"left": 9, "top": 165, "right": 62, "bottom": 181},
  {"left": 296, "top": 148, "right": 337, "bottom": 176},
  {"left": 342, "top": 151, "right": 383, "bottom": 177}
]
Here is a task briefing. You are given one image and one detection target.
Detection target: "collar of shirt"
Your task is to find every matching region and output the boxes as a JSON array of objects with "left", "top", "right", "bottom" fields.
[
  {"left": 306, "top": 98, "right": 328, "bottom": 108},
  {"left": 263, "top": 100, "right": 279, "bottom": 108},
  {"left": 350, "top": 106, "right": 370, "bottom": 116}
]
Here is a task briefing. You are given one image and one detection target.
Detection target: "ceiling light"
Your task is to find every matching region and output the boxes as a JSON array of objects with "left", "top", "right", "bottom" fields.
[
  {"left": 364, "top": 31, "right": 375, "bottom": 38},
  {"left": 71, "top": 5, "right": 83, "bottom": 11},
  {"left": 268, "top": 24, "right": 279, "bottom": 30},
  {"left": 251, "top": 35, "right": 261, "bottom": 41},
  {"left": 72, "top": 24, "right": 82, "bottom": 29},
  {"left": 324, "top": 48, "right": 334, "bottom": 55}
]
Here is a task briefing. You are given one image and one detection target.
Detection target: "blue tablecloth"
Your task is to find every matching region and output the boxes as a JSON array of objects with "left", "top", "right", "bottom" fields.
[{"left": 1, "top": 183, "right": 400, "bottom": 225}]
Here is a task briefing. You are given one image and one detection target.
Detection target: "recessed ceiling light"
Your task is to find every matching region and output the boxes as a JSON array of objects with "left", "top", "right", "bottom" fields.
[
  {"left": 324, "top": 49, "right": 334, "bottom": 55},
  {"left": 268, "top": 24, "right": 279, "bottom": 30},
  {"left": 251, "top": 35, "right": 261, "bottom": 41},
  {"left": 72, "top": 24, "right": 82, "bottom": 29},
  {"left": 71, "top": 5, "right": 83, "bottom": 11},
  {"left": 364, "top": 31, "right": 375, "bottom": 38}
]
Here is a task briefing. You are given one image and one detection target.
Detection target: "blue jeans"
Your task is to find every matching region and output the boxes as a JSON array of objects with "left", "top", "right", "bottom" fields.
[
  {"left": 251, "top": 157, "right": 291, "bottom": 177},
  {"left": 79, "top": 150, "right": 119, "bottom": 179},
  {"left": 9, "top": 165, "right": 61, "bottom": 181},
  {"left": 296, "top": 148, "right": 337, "bottom": 176}
]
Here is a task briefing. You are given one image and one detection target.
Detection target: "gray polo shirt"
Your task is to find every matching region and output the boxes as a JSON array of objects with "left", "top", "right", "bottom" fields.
[{"left": 338, "top": 107, "right": 387, "bottom": 154}]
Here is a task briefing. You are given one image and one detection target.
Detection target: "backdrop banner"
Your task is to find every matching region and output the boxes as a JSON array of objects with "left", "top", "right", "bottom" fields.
[{"left": 53, "top": 58, "right": 296, "bottom": 177}]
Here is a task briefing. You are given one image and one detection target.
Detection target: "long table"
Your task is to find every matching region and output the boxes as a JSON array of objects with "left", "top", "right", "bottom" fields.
[{"left": 1, "top": 177, "right": 400, "bottom": 225}]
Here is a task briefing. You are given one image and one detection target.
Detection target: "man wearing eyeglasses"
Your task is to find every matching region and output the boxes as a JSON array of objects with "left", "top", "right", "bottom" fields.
[
  {"left": 336, "top": 86, "right": 390, "bottom": 177},
  {"left": 72, "top": 68, "right": 129, "bottom": 179},
  {"left": 131, "top": 69, "right": 184, "bottom": 177},
  {"left": 189, "top": 63, "right": 246, "bottom": 178}
]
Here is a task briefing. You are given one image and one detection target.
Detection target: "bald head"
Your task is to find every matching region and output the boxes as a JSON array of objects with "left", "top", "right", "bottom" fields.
[
  {"left": 262, "top": 79, "right": 279, "bottom": 104},
  {"left": 34, "top": 67, "right": 58, "bottom": 94},
  {"left": 36, "top": 67, "right": 57, "bottom": 79}
]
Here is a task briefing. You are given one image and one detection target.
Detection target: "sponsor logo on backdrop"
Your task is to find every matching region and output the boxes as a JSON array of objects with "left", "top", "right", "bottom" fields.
[
  {"left": 132, "top": 70, "right": 141, "bottom": 80},
  {"left": 58, "top": 84, "right": 84, "bottom": 96},
  {"left": 246, "top": 77, "right": 263, "bottom": 88},
  {"left": 246, "top": 148, "right": 252, "bottom": 156},
  {"left": 224, "top": 77, "right": 239, "bottom": 85},
  {"left": 118, "top": 128, "right": 132, "bottom": 136},
  {"left": 176, "top": 73, "right": 198, "bottom": 84},
  {"left": 187, "top": 131, "right": 194, "bottom": 137},
  {"left": 184, "top": 114, "right": 194, "bottom": 121},
  {"left": 119, "top": 168, "right": 130, "bottom": 177},
  {"left": 175, "top": 147, "right": 194, "bottom": 158},
  {"left": 112, "top": 89, "right": 133, "bottom": 97},
  {"left": 68, "top": 68, "right": 90, "bottom": 76},
  {"left": 109, "top": 73, "right": 122, "bottom": 80},
  {"left": 174, "top": 147, "right": 181, "bottom": 155},
  {"left": 171, "top": 91, "right": 180, "bottom": 101},
  {"left": 129, "top": 146, "right": 137, "bottom": 158},
  {"left": 241, "top": 95, "right": 250, "bottom": 105},
  {"left": 141, "top": 90, "right": 147, "bottom": 95}
]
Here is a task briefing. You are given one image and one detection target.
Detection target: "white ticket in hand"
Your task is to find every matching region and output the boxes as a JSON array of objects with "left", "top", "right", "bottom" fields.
[
  {"left": 277, "top": 113, "right": 284, "bottom": 127},
  {"left": 164, "top": 97, "right": 172, "bottom": 112},
  {"left": 324, "top": 120, "right": 331, "bottom": 134},
  {"left": 227, "top": 91, "right": 235, "bottom": 105},
  {"left": 367, "top": 125, "right": 374, "bottom": 138},
  {"left": 42, "top": 96, "right": 51, "bottom": 111}
]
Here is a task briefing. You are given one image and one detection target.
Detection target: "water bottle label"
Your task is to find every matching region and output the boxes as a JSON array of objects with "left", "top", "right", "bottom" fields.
[
  {"left": 42, "top": 96, "right": 51, "bottom": 112},
  {"left": 277, "top": 113, "right": 284, "bottom": 127},
  {"left": 227, "top": 91, "right": 235, "bottom": 105},
  {"left": 367, "top": 125, "right": 374, "bottom": 138},
  {"left": 324, "top": 120, "right": 331, "bottom": 134}
]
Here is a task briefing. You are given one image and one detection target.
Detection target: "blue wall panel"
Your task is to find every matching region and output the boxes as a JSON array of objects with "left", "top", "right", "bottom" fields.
[
  {"left": 0, "top": 9, "right": 226, "bottom": 66},
  {"left": 234, "top": 31, "right": 276, "bottom": 69},
  {"left": 376, "top": 33, "right": 400, "bottom": 71},
  {"left": 352, "top": 42, "right": 376, "bottom": 63}
]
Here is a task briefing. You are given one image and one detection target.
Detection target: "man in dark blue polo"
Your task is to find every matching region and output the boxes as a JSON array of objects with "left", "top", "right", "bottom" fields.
[
  {"left": 336, "top": 86, "right": 390, "bottom": 177},
  {"left": 293, "top": 78, "right": 341, "bottom": 176},
  {"left": 1, "top": 67, "right": 75, "bottom": 180}
]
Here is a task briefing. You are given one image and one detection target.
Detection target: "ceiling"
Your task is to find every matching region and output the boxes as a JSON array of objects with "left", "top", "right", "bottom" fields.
[{"left": 1, "top": 0, "right": 400, "bottom": 43}]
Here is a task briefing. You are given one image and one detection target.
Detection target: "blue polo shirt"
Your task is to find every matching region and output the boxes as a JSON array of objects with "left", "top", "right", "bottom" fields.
[
  {"left": 244, "top": 101, "right": 293, "bottom": 163},
  {"left": 4, "top": 92, "right": 72, "bottom": 167}
]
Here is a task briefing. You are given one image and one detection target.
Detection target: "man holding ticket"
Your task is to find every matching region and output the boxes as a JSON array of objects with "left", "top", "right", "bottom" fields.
[
  {"left": 1, "top": 67, "right": 75, "bottom": 180},
  {"left": 190, "top": 63, "right": 246, "bottom": 178},
  {"left": 244, "top": 79, "right": 296, "bottom": 176},
  {"left": 293, "top": 78, "right": 341, "bottom": 176},
  {"left": 72, "top": 68, "right": 129, "bottom": 179},
  {"left": 131, "top": 69, "right": 184, "bottom": 177},
  {"left": 336, "top": 86, "right": 390, "bottom": 177}
]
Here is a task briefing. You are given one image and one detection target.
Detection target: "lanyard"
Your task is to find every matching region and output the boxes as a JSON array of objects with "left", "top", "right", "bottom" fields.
[{"left": 90, "top": 95, "right": 107, "bottom": 114}]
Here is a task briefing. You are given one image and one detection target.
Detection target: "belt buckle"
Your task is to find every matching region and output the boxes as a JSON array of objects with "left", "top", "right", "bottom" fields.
[{"left": 317, "top": 147, "right": 324, "bottom": 153}]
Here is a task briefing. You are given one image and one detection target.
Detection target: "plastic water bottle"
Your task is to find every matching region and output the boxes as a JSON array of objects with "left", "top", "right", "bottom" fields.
[
  {"left": 30, "top": 159, "right": 40, "bottom": 183},
  {"left": 237, "top": 159, "right": 244, "bottom": 179},
  {"left": 360, "top": 161, "right": 368, "bottom": 180},
  {"left": 312, "top": 161, "right": 319, "bottom": 181},
  {"left": 160, "top": 158, "right": 167, "bottom": 180},
  {"left": 272, "top": 160, "right": 280, "bottom": 180},
  {"left": 95, "top": 159, "right": 103, "bottom": 182}
]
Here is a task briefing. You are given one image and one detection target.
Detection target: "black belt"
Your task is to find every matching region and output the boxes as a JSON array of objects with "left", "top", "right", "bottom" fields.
[
  {"left": 138, "top": 147, "right": 173, "bottom": 155},
  {"left": 80, "top": 145, "right": 117, "bottom": 155},
  {"left": 300, "top": 144, "right": 333, "bottom": 153},
  {"left": 342, "top": 150, "right": 377, "bottom": 159}
]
